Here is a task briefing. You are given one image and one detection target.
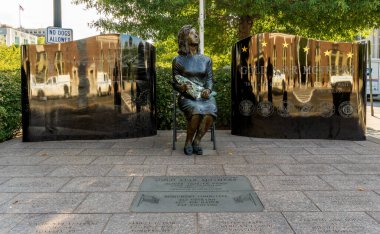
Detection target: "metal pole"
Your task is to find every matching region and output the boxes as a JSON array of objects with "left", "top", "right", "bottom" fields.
[
  {"left": 199, "top": 0, "right": 204, "bottom": 54},
  {"left": 54, "top": 0, "right": 62, "bottom": 27},
  {"left": 19, "top": 7, "right": 21, "bottom": 28},
  {"left": 368, "top": 40, "right": 374, "bottom": 116}
]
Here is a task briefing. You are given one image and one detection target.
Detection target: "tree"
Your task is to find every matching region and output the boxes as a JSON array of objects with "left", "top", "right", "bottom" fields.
[
  {"left": 0, "top": 45, "right": 21, "bottom": 71},
  {"left": 37, "top": 37, "right": 45, "bottom": 45},
  {"left": 73, "top": 0, "right": 380, "bottom": 60}
]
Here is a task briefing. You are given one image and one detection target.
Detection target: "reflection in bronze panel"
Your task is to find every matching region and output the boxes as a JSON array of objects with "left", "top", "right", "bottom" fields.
[
  {"left": 21, "top": 34, "right": 156, "bottom": 141},
  {"left": 231, "top": 33, "right": 366, "bottom": 139}
]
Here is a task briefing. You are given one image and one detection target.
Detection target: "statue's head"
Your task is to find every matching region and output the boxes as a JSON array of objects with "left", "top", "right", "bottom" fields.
[{"left": 178, "top": 25, "right": 199, "bottom": 55}]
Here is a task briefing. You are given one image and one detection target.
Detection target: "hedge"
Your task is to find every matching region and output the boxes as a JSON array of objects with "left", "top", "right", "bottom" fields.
[{"left": 0, "top": 69, "right": 22, "bottom": 142}]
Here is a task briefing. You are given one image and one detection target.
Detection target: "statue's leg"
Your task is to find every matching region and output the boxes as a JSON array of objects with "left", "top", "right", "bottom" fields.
[
  {"left": 184, "top": 114, "right": 201, "bottom": 155},
  {"left": 193, "top": 115, "right": 213, "bottom": 155}
]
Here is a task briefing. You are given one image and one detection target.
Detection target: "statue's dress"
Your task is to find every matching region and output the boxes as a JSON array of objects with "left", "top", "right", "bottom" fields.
[{"left": 172, "top": 54, "right": 217, "bottom": 119}]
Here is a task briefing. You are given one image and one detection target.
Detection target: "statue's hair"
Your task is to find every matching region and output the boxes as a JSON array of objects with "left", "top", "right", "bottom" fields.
[{"left": 178, "top": 25, "right": 199, "bottom": 55}]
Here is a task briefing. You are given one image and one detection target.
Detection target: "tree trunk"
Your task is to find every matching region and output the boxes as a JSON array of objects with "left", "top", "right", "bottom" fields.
[{"left": 238, "top": 15, "right": 253, "bottom": 40}]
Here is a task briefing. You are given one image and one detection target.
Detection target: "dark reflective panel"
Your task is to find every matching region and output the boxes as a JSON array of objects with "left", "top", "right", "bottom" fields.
[
  {"left": 231, "top": 33, "right": 366, "bottom": 139},
  {"left": 21, "top": 34, "right": 156, "bottom": 141}
]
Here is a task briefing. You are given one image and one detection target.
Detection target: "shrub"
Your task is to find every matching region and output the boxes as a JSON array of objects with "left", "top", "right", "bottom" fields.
[
  {"left": 156, "top": 66, "right": 231, "bottom": 130},
  {"left": 0, "top": 69, "right": 21, "bottom": 142}
]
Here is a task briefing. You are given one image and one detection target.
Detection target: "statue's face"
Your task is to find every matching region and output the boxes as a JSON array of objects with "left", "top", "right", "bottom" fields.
[{"left": 187, "top": 28, "right": 199, "bottom": 45}]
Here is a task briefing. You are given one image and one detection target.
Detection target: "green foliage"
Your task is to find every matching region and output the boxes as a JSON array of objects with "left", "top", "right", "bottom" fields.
[
  {"left": 0, "top": 70, "right": 21, "bottom": 142},
  {"left": 156, "top": 66, "right": 231, "bottom": 130},
  {"left": 37, "top": 37, "right": 45, "bottom": 45},
  {"left": 0, "top": 45, "right": 22, "bottom": 141},
  {"left": 155, "top": 36, "right": 178, "bottom": 68},
  {"left": 0, "top": 45, "right": 21, "bottom": 70},
  {"left": 74, "top": 0, "right": 380, "bottom": 54},
  {"left": 156, "top": 67, "right": 186, "bottom": 130},
  {"left": 213, "top": 67, "right": 231, "bottom": 128},
  {"left": 155, "top": 36, "right": 230, "bottom": 68}
]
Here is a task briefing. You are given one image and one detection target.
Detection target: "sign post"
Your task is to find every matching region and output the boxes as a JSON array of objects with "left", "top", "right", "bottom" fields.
[
  {"left": 199, "top": 0, "right": 204, "bottom": 54},
  {"left": 46, "top": 27, "right": 73, "bottom": 44}
]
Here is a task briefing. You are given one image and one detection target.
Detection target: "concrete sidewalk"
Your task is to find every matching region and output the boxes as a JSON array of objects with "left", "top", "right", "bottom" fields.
[{"left": 0, "top": 112, "right": 380, "bottom": 232}]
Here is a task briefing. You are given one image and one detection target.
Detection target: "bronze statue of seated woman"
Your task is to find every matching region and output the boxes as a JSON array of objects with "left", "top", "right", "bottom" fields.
[{"left": 172, "top": 25, "right": 217, "bottom": 155}]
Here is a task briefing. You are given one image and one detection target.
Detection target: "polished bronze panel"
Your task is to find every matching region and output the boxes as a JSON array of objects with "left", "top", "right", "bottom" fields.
[
  {"left": 231, "top": 33, "right": 366, "bottom": 139},
  {"left": 21, "top": 34, "right": 156, "bottom": 141}
]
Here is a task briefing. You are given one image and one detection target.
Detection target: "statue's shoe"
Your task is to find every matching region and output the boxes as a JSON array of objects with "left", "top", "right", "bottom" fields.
[
  {"left": 184, "top": 145, "right": 193, "bottom": 155},
  {"left": 192, "top": 145, "right": 203, "bottom": 155}
]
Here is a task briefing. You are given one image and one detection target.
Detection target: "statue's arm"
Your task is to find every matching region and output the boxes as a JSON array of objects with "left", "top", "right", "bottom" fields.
[
  {"left": 204, "top": 58, "right": 213, "bottom": 92},
  {"left": 172, "top": 58, "right": 186, "bottom": 92}
]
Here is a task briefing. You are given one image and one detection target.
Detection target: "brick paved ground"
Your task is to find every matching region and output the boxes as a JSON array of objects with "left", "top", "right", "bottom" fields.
[{"left": 0, "top": 106, "right": 379, "bottom": 233}]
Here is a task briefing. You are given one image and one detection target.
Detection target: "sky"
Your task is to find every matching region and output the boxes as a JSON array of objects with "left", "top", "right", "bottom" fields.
[{"left": 0, "top": 0, "right": 101, "bottom": 40}]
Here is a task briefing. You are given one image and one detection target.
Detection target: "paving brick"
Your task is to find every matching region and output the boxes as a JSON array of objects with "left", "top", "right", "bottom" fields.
[
  {"left": 0, "top": 193, "right": 86, "bottom": 213},
  {"left": 259, "top": 176, "right": 333, "bottom": 191},
  {"left": 0, "top": 214, "right": 27, "bottom": 233},
  {"left": 278, "top": 164, "right": 343, "bottom": 175},
  {"left": 0, "top": 177, "right": 70, "bottom": 192},
  {"left": 91, "top": 156, "right": 146, "bottom": 165},
  {"left": 305, "top": 191, "right": 380, "bottom": 211},
  {"left": 74, "top": 192, "right": 136, "bottom": 213},
  {"left": 107, "top": 165, "right": 167, "bottom": 176},
  {"left": 224, "top": 164, "right": 284, "bottom": 176},
  {"left": 79, "top": 148, "right": 129, "bottom": 156},
  {"left": 59, "top": 177, "right": 133, "bottom": 192},
  {"left": 10, "top": 214, "right": 110, "bottom": 234},
  {"left": 144, "top": 156, "right": 194, "bottom": 165},
  {"left": 0, "top": 166, "right": 58, "bottom": 177},
  {"left": 256, "top": 191, "right": 319, "bottom": 211},
  {"left": 341, "top": 154, "right": 380, "bottom": 164},
  {"left": 320, "top": 175, "right": 380, "bottom": 190},
  {"left": 195, "top": 156, "right": 246, "bottom": 165},
  {"left": 245, "top": 155, "right": 298, "bottom": 164},
  {"left": 0, "top": 156, "right": 47, "bottom": 166},
  {"left": 305, "top": 147, "right": 355, "bottom": 155},
  {"left": 332, "top": 164, "right": 380, "bottom": 174},
  {"left": 261, "top": 147, "right": 310, "bottom": 155},
  {"left": 283, "top": 212, "right": 380, "bottom": 233},
  {"left": 103, "top": 213, "right": 196, "bottom": 234},
  {"left": 48, "top": 165, "right": 113, "bottom": 177},
  {"left": 41, "top": 156, "right": 98, "bottom": 165},
  {"left": 292, "top": 154, "right": 351, "bottom": 164},
  {"left": 198, "top": 213, "right": 293, "bottom": 234}
]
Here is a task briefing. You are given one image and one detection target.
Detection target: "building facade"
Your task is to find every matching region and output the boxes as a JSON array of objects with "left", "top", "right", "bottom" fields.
[
  {"left": 0, "top": 25, "right": 37, "bottom": 46},
  {"left": 20, "top": 28, "right": 46, "bottom": 38}
]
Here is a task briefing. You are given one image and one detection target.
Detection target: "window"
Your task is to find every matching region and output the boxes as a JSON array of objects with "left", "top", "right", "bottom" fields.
[{"left": 14, "top": 36, "right": 19, "bottom": 45}]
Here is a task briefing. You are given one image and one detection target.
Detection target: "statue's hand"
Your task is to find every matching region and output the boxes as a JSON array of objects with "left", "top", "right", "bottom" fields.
[
  {"left": 180, "top": 83, "right": 192, "bottom": 92},
  {"left": 201, "top": 89, "right": 211, "bottom": 99}
]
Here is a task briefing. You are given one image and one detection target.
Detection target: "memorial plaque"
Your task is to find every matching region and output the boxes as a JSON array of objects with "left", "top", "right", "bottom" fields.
[
  {"left": 131, "top": 176, "right": 264, "bottom": 212},
  {"left": 139, "top": 176, "right": 253, "bottom": 192}
]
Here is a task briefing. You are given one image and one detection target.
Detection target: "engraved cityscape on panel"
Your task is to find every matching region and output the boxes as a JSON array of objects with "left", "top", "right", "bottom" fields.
[
  {"left": 231, "top": 33, "right": 366, "bottom": 139},
  {"left": 22, "top": 34, "right": 157, "bottom": 141}
]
